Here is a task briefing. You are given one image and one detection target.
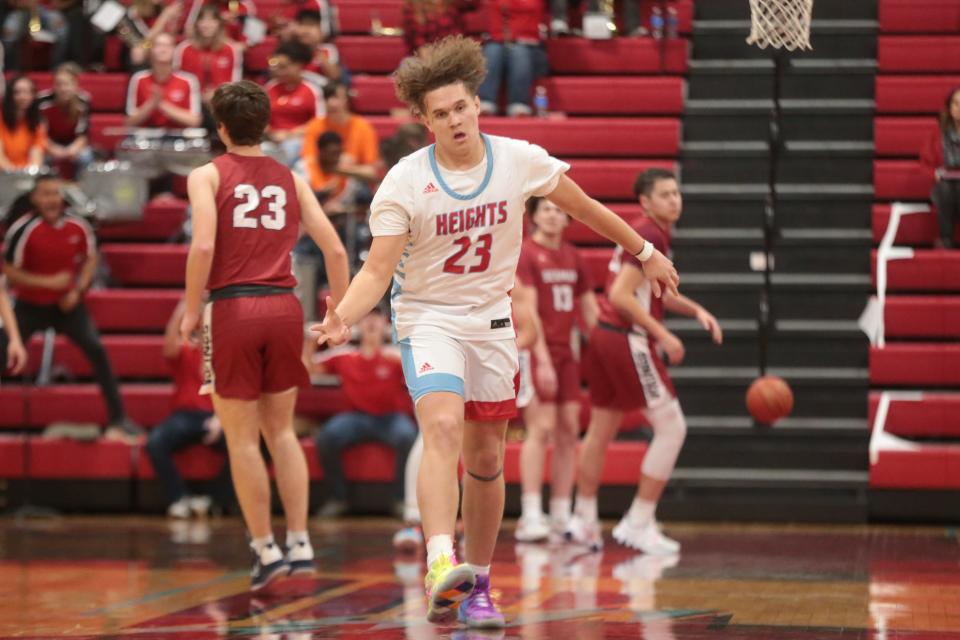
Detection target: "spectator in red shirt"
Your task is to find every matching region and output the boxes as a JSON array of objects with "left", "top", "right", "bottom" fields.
[
  {"left": 146, "top": 300, "right": 229, "bottom": 519},
  {"left": 265, "top": 38, "right": 322, "bottom": 166},
  {"left": 1, "top": 175, "right": 142, "bottom": 440},
  {"left": 294, "top": 9, "right": 347, "bottom": 87},
  {"left": 402, "top": 0, "right": 477, "bottom": 55},
  {"left": 123, "top": 0, "right": 185, "bottom": 69},
  {"left": 921, "top": 87, "right": 960, "bottom": 249},
  {"left": 184, "top": 0, "right": 255, "bottom": 44},
  {"left": 477, "top": 0, "right": 548, "bottom": 117},
  {"left": 37, "top": 63, "right": 92, "bottom": 179},
  {"left": 174, "top": 5, "right": 243, "bottom": 106},
  {"left": 0, "top": 277, "right": 26, "bottom": 377},
  {"left": 313, "top": 309, "right": 417, "bottom": 518},
  {"left": 126, "top": 32, "right": 202, "bottom": 130}
]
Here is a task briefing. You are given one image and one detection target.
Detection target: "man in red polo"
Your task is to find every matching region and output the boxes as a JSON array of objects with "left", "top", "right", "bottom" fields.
[
  {"left": 126, "top": 32, "right": 202, "bottom": 129},
  {"left": 264, "top": 39, "right": 323, "bottom": 166},
  {"left": 1, "top": 175, "right": 141, "bottom": 440}
]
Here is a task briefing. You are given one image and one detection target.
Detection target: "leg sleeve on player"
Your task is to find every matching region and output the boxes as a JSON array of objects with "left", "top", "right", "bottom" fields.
[{"left": 640, "top": 398, "right": 687, "bottom": 481}]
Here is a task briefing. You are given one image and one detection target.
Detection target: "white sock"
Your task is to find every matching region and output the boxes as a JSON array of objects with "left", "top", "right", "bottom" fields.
[
  {"left": 426, "top": 534, "right": 454, "bottom": 567},
  {"left": 468, "top": 563, "right": 490, "bottom": 578},
  {"left": 575, "top": 495, "right": 598, "bottom": 523},
  {"left": 627, "top": 497, "right": 656, "bottom": 526},
  {"left": 403, "top": 505, "right": 421, "bottom": 524},
  {"left": 251, "top": 535, "right": 276, "bottom": 558},
  {"left": 550, "top": 497, "right": 572, "bottom": 525},
  {"left": 521, "top": 492, "right": 543, "bottom": 520},
  {"left": 286, "top": 530, "right": 310, "bottom": 548}
]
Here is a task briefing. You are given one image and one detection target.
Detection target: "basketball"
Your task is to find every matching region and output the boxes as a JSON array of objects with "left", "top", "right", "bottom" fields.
[{"left": 746, "top": 376, "right": 794, "bottom": 426}]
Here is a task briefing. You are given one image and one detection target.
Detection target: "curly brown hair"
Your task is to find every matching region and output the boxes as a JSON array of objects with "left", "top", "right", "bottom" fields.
[{"left": 393, "top": 35, "right": 486, "bottom": 116}]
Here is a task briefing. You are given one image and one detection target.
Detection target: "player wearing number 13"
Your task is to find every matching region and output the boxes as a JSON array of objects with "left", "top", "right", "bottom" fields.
[
  {"left": 311, "top": 36, "right": 679, "bottom": 627},
  {"left": 179, "top": 80, "right": 349, "bottom": 591}
]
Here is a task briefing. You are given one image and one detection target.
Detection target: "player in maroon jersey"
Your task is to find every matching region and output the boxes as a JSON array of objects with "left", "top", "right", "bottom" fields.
[
  {"left": 567, "top": 169, "right": 722, "bottom": 555},
  {"left": 515, "top": 197, "right": 598, "bottom": 543},
  {"left": 179, "top": 80, "right": 349, "bottom": 591}
]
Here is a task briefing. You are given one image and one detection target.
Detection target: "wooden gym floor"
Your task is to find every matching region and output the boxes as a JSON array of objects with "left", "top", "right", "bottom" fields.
[{"left": 2, "top": 517, "right": 959, "bottom": 638}]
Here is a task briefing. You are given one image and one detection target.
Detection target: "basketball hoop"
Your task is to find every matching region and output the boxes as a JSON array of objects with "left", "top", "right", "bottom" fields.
[{"left": 747, "top": 0, "right": 814, "bottom": 51}]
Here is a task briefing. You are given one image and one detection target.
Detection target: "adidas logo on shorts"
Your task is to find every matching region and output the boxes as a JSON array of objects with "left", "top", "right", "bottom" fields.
[
  {"left": 423, "top": 182, "right": 438, "bottom": 194},
  {"left": 419, "top": 362, "right": 434, "bottom": 374}
]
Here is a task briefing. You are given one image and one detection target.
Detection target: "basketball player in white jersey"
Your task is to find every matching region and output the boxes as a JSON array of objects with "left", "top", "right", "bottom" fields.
[{"left": 312, "top": 35, "right": 679, "bottom": 628}]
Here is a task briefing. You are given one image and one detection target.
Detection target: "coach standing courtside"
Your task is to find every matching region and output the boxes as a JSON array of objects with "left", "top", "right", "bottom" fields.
[{"left": 1, "top": 175, "right": 143, "bottom": 440}]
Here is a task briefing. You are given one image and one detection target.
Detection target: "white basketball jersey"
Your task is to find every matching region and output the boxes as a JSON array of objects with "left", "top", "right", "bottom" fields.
[{"left": 370, "top": 134, "right": 569, "bottom": 341}]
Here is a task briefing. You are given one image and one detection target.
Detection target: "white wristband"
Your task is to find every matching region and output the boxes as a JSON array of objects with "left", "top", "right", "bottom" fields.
[{"left": 634, "top": 241, "right": 655, "bottom": 262}]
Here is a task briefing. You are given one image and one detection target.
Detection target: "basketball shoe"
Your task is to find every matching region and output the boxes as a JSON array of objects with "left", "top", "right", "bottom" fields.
[
  {"left": 250, "top": 542, "right": 288, "bottom": 591},
  {"left": 612, "top": 517, "right": 680, "bottom": 555},
  {"left": 565, "top": 514, "right": 603, "bottom": 551},
  {"left": 424, "top": 552, "right": 476, "bottom": 624},
  {"left": 286, "top": 539, "right": 316, "bottom": 576},
  {"left": 514, "top": 514, "right": 550, "bottom": 543},
  {"left": 458, "top": 575, "right": 506, "bottom": 628}
]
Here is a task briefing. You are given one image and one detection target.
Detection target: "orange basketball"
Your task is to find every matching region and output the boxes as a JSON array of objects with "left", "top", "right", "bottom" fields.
[{"left": 746, "top": 376, "right": 794, "bottom": 426}]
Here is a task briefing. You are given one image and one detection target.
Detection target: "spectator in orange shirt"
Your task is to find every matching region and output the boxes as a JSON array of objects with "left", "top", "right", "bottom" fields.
[
  {"left": 301, "top": 82, "right": 381, "bottom": 191},
  {"left": 0, "top": 76, "right": 46, "bottom": 172}
]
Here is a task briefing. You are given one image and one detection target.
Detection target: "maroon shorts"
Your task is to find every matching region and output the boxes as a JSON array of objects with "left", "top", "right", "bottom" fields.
[
  {"left": 530, "top": 347, "right": 582, "bottom": 405},
  {"left": 203, "top": 293, "right": 309, "bottom": 400},
  {"left": 584, "top": 323, "right": 675, "bottom": 411}
]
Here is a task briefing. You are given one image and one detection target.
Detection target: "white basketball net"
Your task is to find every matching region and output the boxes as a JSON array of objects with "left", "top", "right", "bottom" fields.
[{"left": 747, "top": 0, "right": 814, "bottom": 51}]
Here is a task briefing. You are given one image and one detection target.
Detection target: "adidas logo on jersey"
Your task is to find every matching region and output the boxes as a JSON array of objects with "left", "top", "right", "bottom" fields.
[
  {"left": 423, "top": 182, "right": 438, "bottom": 194},
  {"left": 418, "top": 362, "right": 434, "bottom": 374}
]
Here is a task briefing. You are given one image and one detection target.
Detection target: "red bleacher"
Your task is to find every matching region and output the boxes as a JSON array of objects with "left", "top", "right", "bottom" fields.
[
  {"left": 873, "top": 160, "right": 930, "bottom": 200},
  {"left": 880, "top": 0, "right": 960, "bottom": 33},
  {"left": 878, "top": 36, "right": 960, "bottom": 73},
  {"left": 869, "top": 392, "right": 960, "bottom": 437},
  {"left": 874, "top": 76, "right": 960, "bottom": 114},
  {"left": 869, "top": 204, "right": 960, "bottom": 245},
  {"left": 870, "top": 249, "right": 960, "bottom": 291},
  {"left": 870, "top": 446, "right": 960, "bottom": 489},
  {"left": 870, "top": 344, "right": 960, "bottom": 386},
  {"left": 884, "top": 296, "right": 960, "bottom": 337},
  {"left": 874, "top": 118, "right": 937, "bottom": 158}
]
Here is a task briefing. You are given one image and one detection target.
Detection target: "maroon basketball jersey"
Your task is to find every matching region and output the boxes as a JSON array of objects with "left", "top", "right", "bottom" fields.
[
  {"left": 207, "top": 153, "right": 301, "bottom": 291},
  {"left": 517, "top": 238, "right": 591, "bottom": 352},
  {"left": 597, "top": 216, "right": 671, "bottom": 334}
]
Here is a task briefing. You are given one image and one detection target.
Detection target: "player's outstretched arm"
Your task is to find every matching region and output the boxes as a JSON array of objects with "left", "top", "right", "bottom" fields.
[
  {"left": 546, "top": 174, "right": 679, "bottom": 298},
  {"left": 664, "top": 292, "right": 723, "bottom": 345},
  {"left": 312, "top": 234, "right": 407, "bottom": 346},
  {"left": 294, "top": 174, "right": 350, "bottom": 306},
  {"left": 610, "top": 263, "right": 684, "bottom": 365},
  {"left": 180, "top": 164, "right": 219, "bottom": 342}
]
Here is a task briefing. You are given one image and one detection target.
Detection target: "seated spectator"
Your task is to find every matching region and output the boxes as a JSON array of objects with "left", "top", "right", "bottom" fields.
[
  {"left": 126, "top": 32, "right": 202, "bottom": 129},
  {"left": 265, "top": 38, "right": 322, "bottom": 166},
  {"left": 122, "top": 0, "right": 185, "bottom": 69},
  {"left": 301, "top": 82, "right": 381, "bottom": 192},
  {"left": 293, "top": 131, "right": 367, "bottom": 343},
  {"left": 37, "top": 62, "right": 92, "bottom": 179},
  {"left": 0, "top": 276, "right": 27, "bottom": 377},
  {"left": 313, "top": 309, "right": 417, "bottom": 518},
  {"left": 1, "top": 0, "right": 67, "bottom": 70},
  {"left": 478, "top": 0, "right": 547, "bottom": 117},
  {"left": 1, "top": 175, "right": 142, "bottom": 440},
  {"left": 0, "top": 75, "right": 46, "bottom": 172},
  {"left": 294, "top": 9, "right": 347, "bottom": 87},
  {"left": 146, "top": 300, "right": 228, "bottom": 519},
  {"left": 922, "top": 87, "right": 960, "bottom": 249},
  {"left": 402, "top": 0, "right": 477, "bottom": 55},
  {"left": 174, "top": 5, "right": 242, "bottom": 107},
  {"left": 184, "top": 0, "right": 254, "bottom": 44},
  {"left": 381, "top": 122, "right": 429, "bottom": 170},
  {"left": 274, "top": 0, "right": 333, "bottom": 42}
]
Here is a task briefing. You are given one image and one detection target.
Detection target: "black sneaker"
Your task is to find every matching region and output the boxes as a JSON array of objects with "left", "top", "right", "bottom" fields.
[
  {"left": 250, "top": 542, "right": 288, "bottom": 591},
  {"left": 286, "top": 540, "right": 316, "bottom": 576}
]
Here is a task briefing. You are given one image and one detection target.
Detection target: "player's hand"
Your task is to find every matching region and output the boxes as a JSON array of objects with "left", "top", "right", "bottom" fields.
[
  {"left": 696, "top": 308, "right": 723, "bottom": 345},
  {"left": 534, "top": 355, "right": 558, "bottom": 401},
  {"left": 642, "top": 249, "right": 680, "bottom": 299},
  {"left": 312, "top": 297, "right": 350, "bottom": 346},
  {"left": 180, "top": 309, "right": 201, "bottom": 345},
  {"left": 6, "top": 338, "right": 27, "bottom": 375},
  {"left": 661, "top": 331, "right": 685, "bottom": 365},
  {"left": 58, "top": 288, "right": 81, "bottom": 312}
]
